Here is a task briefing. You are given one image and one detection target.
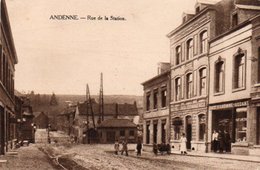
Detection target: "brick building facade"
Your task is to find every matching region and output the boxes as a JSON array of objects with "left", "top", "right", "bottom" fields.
[{"left": 0, "top": 0, "right": 18, "bottom": 155}]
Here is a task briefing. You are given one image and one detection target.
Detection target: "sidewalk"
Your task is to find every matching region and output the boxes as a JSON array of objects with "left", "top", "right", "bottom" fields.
[
  {"left": 0, "top": 144, "right": 58, "bottom": 170},
  {"left": 170, "top": 150, "right": 260, "bottom": 163}
]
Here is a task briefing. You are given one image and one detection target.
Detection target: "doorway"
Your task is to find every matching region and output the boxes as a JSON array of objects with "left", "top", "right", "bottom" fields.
[
  {"left": 0, "top": 107, "right": 4, "bottom": 155},
  {"left": 106, "top": 131, "right": 115, "bottom": 143},
  {"left": 186, "top": 116, "right": 192, "bottom": 150}
]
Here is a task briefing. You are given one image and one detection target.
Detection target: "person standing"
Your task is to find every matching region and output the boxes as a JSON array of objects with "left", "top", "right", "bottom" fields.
[
  {"left": 218, "top": 130, "right": 224, "bottom": 153},
  {"left": 121, "top": 140, "right": 128, "bottom": 156},
  {"left": 180, "top": 133, "right": 187, "bottom": 155},
  {"left": 212, "top": 130, "right": 219, "bottom": 152},
  {"left": 114, "top": 140, "right": 120, "bottom": 155},
  {"left": 224, "top": 130, "right": 231, "bottom": 153},
  {"left": 136, "top": 140, "right": 142, "bottom": 156}
]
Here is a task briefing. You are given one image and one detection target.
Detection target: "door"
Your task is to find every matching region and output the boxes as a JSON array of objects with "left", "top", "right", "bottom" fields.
[
  {"left": 0, "top": 107, "right": 5, "bottom": 155},
  {"left": 106, "top": 131, "right": 115, "bottom": 143},
  {"left": 186, "top": 116, "right": 192, "bottom": 150}
]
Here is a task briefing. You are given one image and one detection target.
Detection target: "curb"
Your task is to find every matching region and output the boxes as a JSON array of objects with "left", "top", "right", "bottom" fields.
[{"left": 170, "top": 152, "right": 260, "bottom": 163}]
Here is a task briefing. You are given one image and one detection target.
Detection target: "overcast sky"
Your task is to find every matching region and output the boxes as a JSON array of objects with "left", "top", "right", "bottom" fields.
[{"left": 6, "top": 0, "right": 196, "bottom": 95}]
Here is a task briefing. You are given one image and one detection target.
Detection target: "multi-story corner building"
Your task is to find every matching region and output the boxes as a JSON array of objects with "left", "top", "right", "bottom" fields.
[
  {"left": 0, "top": 0, "right": 18, "bottom": 155},
  {"left": 142, "top": 62, "right": 170, "bottom": 148},
  {"left": 208, "top": 1, "right": 260, "bottom": 155},
  {"left": 167, "top": 0, "right": 236, "bottom": 152}
]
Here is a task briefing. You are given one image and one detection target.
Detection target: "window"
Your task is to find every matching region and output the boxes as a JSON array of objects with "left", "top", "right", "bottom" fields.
[
  {"left": 175, "top": 78, "right": 181, "bottom": 101},
  {"left": 232, "top": 13, "right": 238, "bottom": 27},
  {"left": 161, "top": 88, "right": 167, "bottom": 108},
  {"left": 176, "top": 46, "right": 181, "bottom": 65},
  {"left": 236, "top": 111, "right": 247, "bottom": 142},
  {"left": 199, "top": 68, "right": 207, "bottom": 96},
  {"left": 146, "top": 93, "right": 151, "bottom": 111},
  {"left": 120, "top": 130, "right": 125, "bottom": 136},
  {"left": 187, "top": 39, "right": 193, "bottom": 60},
  {"left": 0, "top": 44, "right": 2, "bottom": 82},
  {"left": 186, "top": 73, "right": 193, "bottom": 99},
  {"left": 172, "top": 117, "right": 182, "bottom": 140},
  {"left": 215, "top": 61, "right": 224, "bottom": 93},
  {"left": 199, "top": 114, "right": 206, "bottom": 141},
  {"left": 233, "top": 53, "right": 245, "bottom": 89},
  {"left": 129, "top": 130, "right": 134, "bottom": 136},
  {"left": 146, "top": 123, "right": 150, "bottom": 144},
  {"left": 200, "top": 31, "right": 208, "bottom": 54},
  {"left": 161, "top": 121, "right": 166, "bottom": 143},
  {"left": 153, "top": 123, "right": 158, "bottom": 144},
  {"left": 257, "top": 47, "right": 260, "bottom": 83},
  {"left": 153, "top": 89, "right": 158, "bottom": 109}
]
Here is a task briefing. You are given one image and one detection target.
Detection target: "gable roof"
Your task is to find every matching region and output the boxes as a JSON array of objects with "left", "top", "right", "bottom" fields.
[{"left": 97, "top": 119, "right": 137, "bottom": 128}]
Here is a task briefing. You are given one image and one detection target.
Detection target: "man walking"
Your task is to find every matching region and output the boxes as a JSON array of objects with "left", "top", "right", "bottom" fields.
[{"left": 121, "top": 140, "right": 128, "bottom": 156}]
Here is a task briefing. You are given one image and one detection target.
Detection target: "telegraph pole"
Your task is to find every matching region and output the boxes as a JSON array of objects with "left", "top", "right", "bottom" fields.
[
  {"left": 99, "top": 73, "right": 104, "bottom": 123},
  {"left": 86, "top": 84, "right": 95, "bottom": 129}
]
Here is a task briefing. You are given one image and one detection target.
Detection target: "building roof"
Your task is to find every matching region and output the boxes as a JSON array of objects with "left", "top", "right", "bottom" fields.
[
  {"left": 197, "top": 0, "right": 221, "bottom": 5},
  {"left": 97, "top": 119, "right": 137, "bottom": 128},
  {"left": 77, "top": 101, "right": 138, "bottom": 116},
  {"left": 235, "top": 4, "right": 260, "bottom": 10},
  {"left": 59, "top": 106, "right": 76, "bottom": 115},
  {"left": 141, "top": 70, "right": 170, "bottom": 86}
]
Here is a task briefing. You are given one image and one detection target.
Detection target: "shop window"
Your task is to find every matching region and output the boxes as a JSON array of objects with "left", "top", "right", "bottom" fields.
[
  {"left": 186, "top": 39, "right": 193, "bottom": 60},
  {"left": 215, "top": 60, "right": 224, "bottom": 93},
  {"left": 200, "top": 31, "right": 208, "bottom": 54},
  {"left": 175, "top": 77, "right": 181, "bottom": 101},
  {"left": 172, "top": 117, "right": 182, "bottom": 140},
  {"left": 120, "top": 130, "right": 125, "bottom": 137},
  {"left": 199, "top": 68, "right": 207, "bottom": 96},
  {"left": 161, "top": 87, "right": 167, "bottom": 108},
  {"left": 129, "top": 130, "right": 134, "bottom": 136},
  {"left": 199, "top": 114, "right": 206, "bottom": 141},
  {"left": 176, "top": 46, "right": 181, "bottom": 65},
  {"left": 186, "top": 73, "right": 193, "bottom": 99},
  {"left": 146, "top": 93, "right": 151, "bottom": 111},
  {"left": 233, "top": 53, "right": 245, "bottom": 89},
  {"left": 153, "top": 89, "right": 158, "bottom": 109},
  {"left": 236, "top": 111, "right": 247, "bottom": 142}
]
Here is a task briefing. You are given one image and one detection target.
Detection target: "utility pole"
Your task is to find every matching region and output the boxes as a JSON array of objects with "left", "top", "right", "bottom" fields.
[
  {"left": 86, "top": 84, "right": 95, "bottom": 129},
  {"left": 85, "top": 84, "right": 89, "bottom": 130},
  {"left": 99, "top": 73, "right": 104, "bottom": 122}
]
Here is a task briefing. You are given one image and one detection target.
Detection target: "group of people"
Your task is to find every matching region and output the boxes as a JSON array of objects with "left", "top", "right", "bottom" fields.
[
  {"left": 212, "top": 129, "right": 231, "bottom": 153},
  {"left": 114, "top": 140, "right": 143, "bottom": 156}
]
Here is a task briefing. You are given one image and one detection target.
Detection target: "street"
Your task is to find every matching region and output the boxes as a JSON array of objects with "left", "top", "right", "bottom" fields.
[{"left": 0, "top": 129, "right": 259, "bottom": 170}]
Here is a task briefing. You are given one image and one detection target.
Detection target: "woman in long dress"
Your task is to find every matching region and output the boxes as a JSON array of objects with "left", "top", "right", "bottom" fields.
[{"left": 180, "top": 133, "right": 187, "bottom": 155}]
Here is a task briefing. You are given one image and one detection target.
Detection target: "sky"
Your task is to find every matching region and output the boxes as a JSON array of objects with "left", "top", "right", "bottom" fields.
[{"left": 6, "top": 0, "right": 196, "bottom": 95}]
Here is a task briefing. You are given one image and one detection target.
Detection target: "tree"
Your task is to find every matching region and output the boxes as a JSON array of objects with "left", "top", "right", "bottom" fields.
[{"left": 50, "top": 93, "right": 58, "bottom": 106}]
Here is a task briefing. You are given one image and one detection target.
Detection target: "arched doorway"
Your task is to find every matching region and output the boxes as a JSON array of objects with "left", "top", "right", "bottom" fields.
[{"left": 186, "top": 116, "right": 192, "bottom": 150}]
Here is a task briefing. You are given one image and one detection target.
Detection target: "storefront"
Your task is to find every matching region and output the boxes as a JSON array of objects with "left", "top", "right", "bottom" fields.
[{"left": 208, "top": 100, "right": 251, "bottom": 154}]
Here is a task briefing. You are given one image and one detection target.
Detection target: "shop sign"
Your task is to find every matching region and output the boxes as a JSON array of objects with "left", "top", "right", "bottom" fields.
[{"left": 210, "top": 101, "right": 248, "bottom": 110}]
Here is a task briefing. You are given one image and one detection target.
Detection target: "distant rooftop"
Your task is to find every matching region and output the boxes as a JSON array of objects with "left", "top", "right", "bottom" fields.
[{"left": 97, "top": 119, "right": 137, "bottom": 128}]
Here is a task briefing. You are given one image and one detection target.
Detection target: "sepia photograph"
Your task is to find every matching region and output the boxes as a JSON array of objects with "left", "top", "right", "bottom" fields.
[{"left": 0, "top": 0, "right": 260, "bottom": 169}]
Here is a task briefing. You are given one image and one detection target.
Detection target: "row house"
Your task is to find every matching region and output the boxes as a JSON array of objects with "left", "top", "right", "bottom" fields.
[
  {"left": 167, "top": 0, "right": 234, "bottom": 152},
  {"left": 0, "top": 0, "right": 18, "bottom": 155},
  {"left": 208, "top": 2, "right": 260, "bottom": 155},
  {"left": 142, "top": 62, "right": 170, "bottom": 149},
  {"left": 167, "top": 0, "right": 260, "bottom": 155}
]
